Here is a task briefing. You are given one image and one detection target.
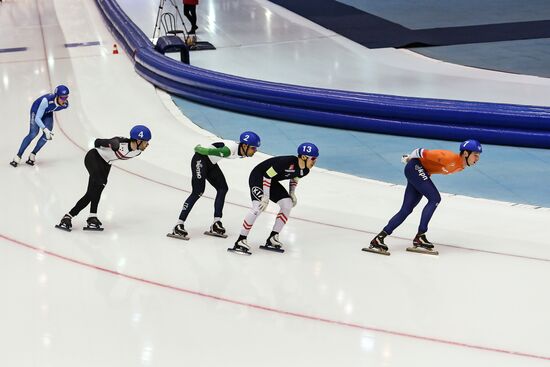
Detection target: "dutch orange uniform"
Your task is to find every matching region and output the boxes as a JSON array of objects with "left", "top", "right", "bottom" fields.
[{"left": 419, "top": 149, "right": 464, "bottom": 175}]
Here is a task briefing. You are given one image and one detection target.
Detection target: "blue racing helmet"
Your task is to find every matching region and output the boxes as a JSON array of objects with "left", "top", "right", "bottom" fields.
[
  {"left": 130, "top": 125, "right": 152, "bottom": 141},
  {"left": 297, "top": 142, "right": 319, "bottom": 157},
  {"left": 54, "top": 85, "right": 70, "bottom": 97},
  {"left": 460, "top": 140, "right": 482, "bottom": 153},
  {"left": 239, "top": 131, "right": 261, "bottom": 147}
]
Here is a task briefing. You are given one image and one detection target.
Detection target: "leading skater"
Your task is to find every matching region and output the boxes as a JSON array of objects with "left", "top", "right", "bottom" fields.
[
  {"left": 168, "top": 131, "right": 261, "bottom": 240},
  {"left": 55, "top": 125, "right": 152, "bottom": 232},
  {"left": 364, "top": 140, "right": 482, "bottom": 256},
  {"left": 228, "top": 142, "right": 319, "bottom": 255},
  {"left": 10, "top": 85, "right": 70, "bottom": 167}
]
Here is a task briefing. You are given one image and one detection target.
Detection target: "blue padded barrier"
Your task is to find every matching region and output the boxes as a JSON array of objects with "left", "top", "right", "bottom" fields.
[
  {"left": 135, "top": 48, "right": 550, "bottom": 129},
  {"left": 96, "top": 0, "right": 550, "bottom": 149},
  {"left": 135, "top": 62, "right": 550, "bottom": 149},
  {"left": 95, "top": 0, "right": 151, "bottom": 56}
]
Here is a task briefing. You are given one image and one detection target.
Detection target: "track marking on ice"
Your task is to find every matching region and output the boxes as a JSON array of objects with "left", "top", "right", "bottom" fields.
[{"left": 1, "top": 233, "right": 549, "bottom": 362}]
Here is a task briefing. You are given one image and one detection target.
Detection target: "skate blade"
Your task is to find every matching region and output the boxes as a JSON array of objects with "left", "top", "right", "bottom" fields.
[
  {"left": 83, "top": 227, "right": 104, "bottom": 231},
  {"left": 204, "top": 231, "right": 228, "bottom": 238},
  {"left": 227, "top": 247, "right": 252, "bottom": 255},
  {"left": 55, "top": 225, "right": 72, "bottom": 232},
  {"left": 259, "top": 245, "right": 285, "bottom": 253},
  {"left": 26, "top": 160, "right": 35, "bottom": 166},
  {"left": 361, "top": 247, "right": 390, "bottom": 256},
  {"left": 166, "top": 233, "right": 190, "bottom": 241},
  {"left": 406, "top": 246, "right": 438, "bottom": 256}
]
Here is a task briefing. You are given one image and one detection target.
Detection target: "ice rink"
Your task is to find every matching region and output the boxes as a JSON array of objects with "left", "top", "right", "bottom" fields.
[{"left": 1, "top": 0, "right": 550, "bottom": 366}]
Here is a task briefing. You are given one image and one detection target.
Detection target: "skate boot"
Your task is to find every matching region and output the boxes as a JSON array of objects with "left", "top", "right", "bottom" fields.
[
  {"left": 167, "top": 223, "right": 189, "bottom": 241},
  {"left": 55, "top": 214, "right": 73, "bottom": 232},
  {"left": 260, "top": 232, "right": 285, "bottom": 253},
  {"left": 407, "top": 233, "right": 438, "bottom": 255},
  {"left": 227, "top": 235, "right": 252, "bottom": 255},
  {"left": 362, "top": 231, "right": 390, "bottom": 256},
  {"left": 204, "top": 220, "right": 227, "bottom": 238},
  {"left": 26, "top": 153, "right": 36, "bottom": 166},
  {"left": 9, "top": 156, "right": 21, "bottom": 168},
  {"left": 83, "top": 216, "right": 104, "bottom": 231}
]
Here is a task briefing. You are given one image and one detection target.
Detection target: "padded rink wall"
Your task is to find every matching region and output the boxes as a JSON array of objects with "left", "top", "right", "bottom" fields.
[{"left": 95, "top": 0, "right": 550, "bottom": 149}]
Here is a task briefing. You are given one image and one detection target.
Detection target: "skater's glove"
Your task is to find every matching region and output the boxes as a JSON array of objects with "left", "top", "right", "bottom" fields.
[
  {"left": 401, "top": 154, "right": 410, "bottom": 164},
  {"left": 290, "top": 193, "right": 297, "bottom": 207},
  {"left": 258, "top": 195, "right": 270, "bottom": 211},
  {"left": 43, "top": 128, "right": 53, "bottom": 140}
]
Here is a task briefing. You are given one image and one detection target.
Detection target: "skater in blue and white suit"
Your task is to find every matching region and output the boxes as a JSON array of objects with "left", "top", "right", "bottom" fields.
[{"left": 10, "top": 85, "right": 70, "bottom": 167}]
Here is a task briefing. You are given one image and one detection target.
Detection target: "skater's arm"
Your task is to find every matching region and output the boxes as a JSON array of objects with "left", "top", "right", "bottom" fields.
[
  {"left": 94, "top": 137, "right": 121, "bottom": 151},
  {"left": 34, "top": 98, "right": 49, "bottom": 129},
  {"left": 194, "top": 144, "right": 231, "bottom": 157}
]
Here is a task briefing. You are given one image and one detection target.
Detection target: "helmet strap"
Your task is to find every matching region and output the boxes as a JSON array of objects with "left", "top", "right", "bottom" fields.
[{"left": 132, "top": 140, "right": 142, "bottom": 151}]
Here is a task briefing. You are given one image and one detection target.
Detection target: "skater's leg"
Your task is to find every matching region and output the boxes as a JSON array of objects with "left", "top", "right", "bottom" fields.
[
  {"left": 178, "top": 155, "right": 207, "bottom": 222},
  {"left": 30, "top": 114, "right": 53, "bottom": 156},
  {"left": 272, "top": 197, "right": 292, "bottom": 233},
  {"left": 396, "top": 160, "right": 441, "bottom": 234},
  {"left": 229, "top": 175, "right": 263, "bottom": 254},
  {"left": 16, "top": 118, "right": 40, "bottom": 158},
  {"left": 206, "top": 165, "right": 228, "bottom": 219},
  {"left": 383, "top": 182, "right": 422, "bottom": 235},
  {"left": 68, "top": 176, "right": 94, "bottom": 217},
  {"left": 240, "top": 201, "right": 262, "bottom": 237},
  {"left": 68, "top": 150, "right": 110, "bottom": 217},
  {"left": 88, "top": 180, "right": 107, "bottom": 215},
  {"left": 262, "top": 197, "right": 292, "bottom": 249},
  {"left": 256, "top": 183, "right": 291, "bottom": 250},
  {"left": 416, "top": 181, "right": 441, "bottom": 234}
]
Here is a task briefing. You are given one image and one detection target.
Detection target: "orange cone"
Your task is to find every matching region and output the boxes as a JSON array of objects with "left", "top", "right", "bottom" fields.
[{"left": 112, "top": 44, "right": 119, "bottom": 55}]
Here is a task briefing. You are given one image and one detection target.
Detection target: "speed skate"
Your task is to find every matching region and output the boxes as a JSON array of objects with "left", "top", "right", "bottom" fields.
[
  {"left": 204, "top": 230, "right": 228, "bottom": 238},
  {"left": 406, "top": 246, "right": 439, "bottom": 256},
  {"left": 83, "top": 226, "right": 104, "bottom": 231},
  {"left": 166, "top": 233, "right": 190, "bottom": 241},
  {"left": 54, "top": 224, "right": 72, "bottom": 232},
  {"left": 361, "top": 245, "right": 390, "bottom": 256},
  {"left": 259, "top": 243, "right": 285, "bottom": 253}
]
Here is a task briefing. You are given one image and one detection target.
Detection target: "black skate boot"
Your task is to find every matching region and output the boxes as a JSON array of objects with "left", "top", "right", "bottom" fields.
[
  {"left": 26, "top": 153, "right": 36, "bottom": 166},
  {"left": 167, "top": 223, "right": 189, "bottom": 241},
  {"left": 204, "top": 220, "right": 227, "bottom": 238},
  {"left": 407, "top": 233, "right": 439, "bottom": 255},
  {"left": 83, "top": 216, "right": 104, "bottom": 231},
  {"left": 260, "top": 231, "right": 285, "bottom": 253},
  {"left": 9, "top": 156, "right": 21, "bottom": 168},
  {"left": 362, "top": 231, "right": 390, "bottom": 256},
  {"left": 227, "top": 235, "right": 252, "bottom": 255},
  {"left": 55, "top": 214, "right": 73, "bottom": 232}
]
